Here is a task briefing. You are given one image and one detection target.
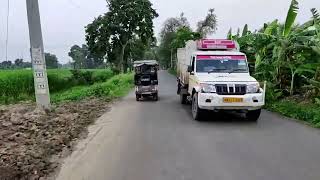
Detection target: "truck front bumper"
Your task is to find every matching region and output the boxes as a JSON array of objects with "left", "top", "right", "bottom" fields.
[{"left": 198, "top": 93, "right": 264, "bottom": 111}]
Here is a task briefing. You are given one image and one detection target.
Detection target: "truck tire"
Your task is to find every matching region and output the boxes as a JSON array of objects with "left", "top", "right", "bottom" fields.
[
  {"left": 177, "top": 83, "right": 181, "bottom": 95},
  {"left": 192, "top": 93, "right": 204, "bottom": 121},
  {"left": 246, "top": 109, "right": 261, "bottom": 121},
  {"left": 153, "top": 93, "right": 159, "bottom": 101},
  {"left": 180, "top": 93, "right": 187, "bottom": 104},
  {"left": 136, "top": 94, "right": 141, "bottom": 101}
]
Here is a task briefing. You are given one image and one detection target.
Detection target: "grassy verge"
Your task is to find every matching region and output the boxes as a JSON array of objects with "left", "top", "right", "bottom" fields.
[
  {"left": 266, "top": 100, "right": 320, "bottom": 128},
  {"left": 51, "top": 73, "right": 134, "bottom": 103}
]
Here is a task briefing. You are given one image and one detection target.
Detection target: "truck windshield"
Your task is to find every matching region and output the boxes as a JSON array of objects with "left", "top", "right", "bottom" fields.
[{"left": 196, "top": 55, "right": 248, "bottom": 73}]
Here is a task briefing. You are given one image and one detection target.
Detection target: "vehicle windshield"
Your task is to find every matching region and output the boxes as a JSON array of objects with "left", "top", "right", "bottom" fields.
[
  {"left": 196, "top": 55, "right": 249, "bottom": 73},
  {"left": 135, "top": 65, "right": 157, "bottom": 74}
]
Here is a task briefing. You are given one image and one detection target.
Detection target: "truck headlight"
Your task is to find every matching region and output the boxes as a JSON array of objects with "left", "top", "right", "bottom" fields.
[
  {"left": 247, "top": 83, "right": 260, "bottom": 93},
  {"left": 200, "top": 83, "right": 216, "bottom": 93}
]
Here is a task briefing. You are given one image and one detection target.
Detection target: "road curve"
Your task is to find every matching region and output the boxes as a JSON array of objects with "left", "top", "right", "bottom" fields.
[{"left": 57, "top": 71, "right": 320, "bottom": 180}]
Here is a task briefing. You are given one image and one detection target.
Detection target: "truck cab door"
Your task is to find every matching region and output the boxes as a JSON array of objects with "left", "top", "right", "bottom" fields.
[{"left": 188, "top": 56, "right": 197, "bottom": 94}]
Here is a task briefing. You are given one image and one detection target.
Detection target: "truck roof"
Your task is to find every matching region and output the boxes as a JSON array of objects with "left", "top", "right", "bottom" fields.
[
  {"left": 133, "top": 60, "right": 158, "bottom": 67},
  {"left": 192, "top": 51, "right": 246, "bottom": 56}
]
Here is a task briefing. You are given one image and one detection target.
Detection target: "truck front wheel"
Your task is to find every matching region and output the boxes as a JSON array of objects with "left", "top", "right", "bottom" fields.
[
  {"left": 153, "top": 93, "right": 159, "bottom": 101},
  {"left": 246, "top": 109, "right": 261, "bottom": 121},
  {"left": 180, "top": 93, "right": 187, "bottom": 104},
  {"left": 192, "top": 93, "right": 204, "bottom": 121},
  {"left": 136, "top": 94, "right": 141, "bottom": 101}
]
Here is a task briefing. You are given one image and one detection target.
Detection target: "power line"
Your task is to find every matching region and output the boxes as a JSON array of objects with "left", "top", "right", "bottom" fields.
[
  {"left": 66, "top": 0, "right": 97, "bottom": 16},
  {"left": 5, "top": 0, "right": 10, "bottom": 61},
  {"left": 67, "top": 0, "right": 81, "bottom": 9}
]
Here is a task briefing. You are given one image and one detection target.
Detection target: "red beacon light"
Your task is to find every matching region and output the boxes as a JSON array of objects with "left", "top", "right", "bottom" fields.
[{"left": 197, "top": 39, "right": 238, "bottom": 51}]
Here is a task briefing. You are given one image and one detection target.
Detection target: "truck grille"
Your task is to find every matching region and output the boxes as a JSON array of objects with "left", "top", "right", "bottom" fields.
[{"left": 215, "top": 84, "right": 246, "bottom": 95}]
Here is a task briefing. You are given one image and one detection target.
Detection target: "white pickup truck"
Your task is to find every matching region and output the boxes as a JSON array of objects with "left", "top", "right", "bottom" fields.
[{"left": 176, "top": 39, "right": 266, "bottom": 121}]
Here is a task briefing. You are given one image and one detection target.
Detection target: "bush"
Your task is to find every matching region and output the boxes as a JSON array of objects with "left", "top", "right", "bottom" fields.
[
  {"left": 47, "top": 70, "right": 75, "bottom": 92},
  {"left": 51, "top": 73, "right": 134, "bottom": 103},
  {"left": 264, "top": 82, "right": 283, "bottom": 105},
  {"left": 92, "top": 69, "right": 114, "bottom": 82},
  {"left": 70, "top": 70, "right": 94, "bottom": 85},
  {"left": 70, "top": 69, "right": 115, "bottom": 86},
  {"left": 268, "top": 100, "right": 320, "bottom": 128},
  {"left": 168, "top": 68, "right": 177, "bottom": 76}
]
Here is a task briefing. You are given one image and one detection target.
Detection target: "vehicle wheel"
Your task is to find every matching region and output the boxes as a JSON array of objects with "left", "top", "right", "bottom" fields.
[
  {"left": 153, "top": 94, "right": 159, "bottom": 101},
  {"left": 246, "top": 109, "right": 261, "bottom": 121},
  {"left": 136, "top": 94, "right": 141, "bottom": 101},
  {"left": 180, "top": 93, "right": 187, "bottom": 104},
  {"left": 177, "top": 83, "right": 181, "bottom": 95},
  {"left": 192, "top": 93, "right": 204, "bottom": 121}
]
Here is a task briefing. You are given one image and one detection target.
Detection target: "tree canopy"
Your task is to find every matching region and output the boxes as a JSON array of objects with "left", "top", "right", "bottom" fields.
[
  {"left": 68, "top": 44, "right": 104, "bottom": 69},
  {"left": 85, "top": 0, "right": 158, "bottom": 72},
  {"left": 45, "top": 53, "right": 59, "bottom": 69},
  {"left": 157, "top": 9, "right": 218, "bottom": 68},
  {"left": 196, "top": 9, "right": 218, "bottom": 38}
]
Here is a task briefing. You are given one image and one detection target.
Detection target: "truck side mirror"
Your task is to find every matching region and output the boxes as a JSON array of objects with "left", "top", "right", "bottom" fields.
[
  {"left": 187, "top": 65, "right": 193, "bottom": 73},
  {"left": 248, "top": 63, "right": 255, "bottom": 75}
]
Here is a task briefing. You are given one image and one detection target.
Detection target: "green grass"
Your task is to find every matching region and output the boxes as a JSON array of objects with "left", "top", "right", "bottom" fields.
[
  {"left": 0, "top": 69, "right": 115, "bottom": 104},
  {"left": 267, "top": 100, "right": 320, "bottom": 128},
  {"left": 51, "top": 73, "right": 134, "bottom": 103}
]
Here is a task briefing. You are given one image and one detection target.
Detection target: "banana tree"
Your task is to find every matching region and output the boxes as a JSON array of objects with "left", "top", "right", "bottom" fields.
[
  {"left": 289, "top": 64, "right": 316, "bottom": 95},
  {"left": 253, "top": 0, "right": 302, "bottom": 90},
  {"left": 283, "top": 0, "right": 299, "bottom": 37}
]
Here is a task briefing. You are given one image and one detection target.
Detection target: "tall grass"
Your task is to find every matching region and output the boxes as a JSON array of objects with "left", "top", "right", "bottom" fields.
[{"left": 0, "top": 69, "right": 115, "bottom": 104}]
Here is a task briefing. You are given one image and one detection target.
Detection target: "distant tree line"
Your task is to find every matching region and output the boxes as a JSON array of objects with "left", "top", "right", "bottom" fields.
[
  {"left": 0, "top": 59, "right": 31, "bottom": 69},
  {"left": 156, "top": 9, "right": 218, "bottom": 69},
  {"left": 68, "top": 44, "right": 105, "bottom": 69},
  {"left": 0, "top": 52, "right": 61, "bottom": 69}
]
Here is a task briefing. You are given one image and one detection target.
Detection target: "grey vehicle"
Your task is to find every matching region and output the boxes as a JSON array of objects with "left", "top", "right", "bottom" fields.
[{"left": 134, "top": 60, "right": 159, "bottom": 101}]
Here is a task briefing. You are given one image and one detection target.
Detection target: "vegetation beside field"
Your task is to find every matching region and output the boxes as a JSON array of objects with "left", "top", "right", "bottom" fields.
[{"left": 0, "top": 69, "right": 115, "bottom": 104}]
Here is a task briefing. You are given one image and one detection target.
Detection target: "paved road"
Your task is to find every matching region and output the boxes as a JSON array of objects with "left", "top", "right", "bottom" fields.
[{"left": 57, "top": 71, "right": 320, "bottom": 180}]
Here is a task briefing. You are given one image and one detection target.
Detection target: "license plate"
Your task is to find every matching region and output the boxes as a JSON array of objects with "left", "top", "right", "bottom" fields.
[
  {"left": 223, "top": 97, "right": 243, "bottom": 103},
  {"left": 141, "top": 86, "right": 150, "bottom": 91}
]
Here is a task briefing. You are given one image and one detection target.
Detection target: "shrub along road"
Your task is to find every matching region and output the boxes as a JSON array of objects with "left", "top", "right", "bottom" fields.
[{"left": 57, "top": 71, "right": 320, "bottom": 180}]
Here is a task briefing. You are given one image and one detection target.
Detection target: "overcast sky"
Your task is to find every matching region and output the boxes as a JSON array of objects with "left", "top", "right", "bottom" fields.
[{"left": 0, "top": 0, "right": 319, "bottom": 63}]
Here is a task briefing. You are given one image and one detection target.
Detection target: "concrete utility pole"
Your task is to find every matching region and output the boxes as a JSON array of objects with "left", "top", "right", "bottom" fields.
[{"left": 26, "top": 0, "right": 51, "bottom": 109}]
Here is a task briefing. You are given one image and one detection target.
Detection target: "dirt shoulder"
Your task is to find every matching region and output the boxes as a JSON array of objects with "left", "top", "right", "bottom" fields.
[{"left": 0, "top": 99, "right": 110, "bottom": 180}]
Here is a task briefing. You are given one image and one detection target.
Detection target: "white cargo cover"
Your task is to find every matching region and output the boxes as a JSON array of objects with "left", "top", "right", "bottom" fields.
[{"left": 177, "top": 41, "right": 197, "bottom": 85}]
